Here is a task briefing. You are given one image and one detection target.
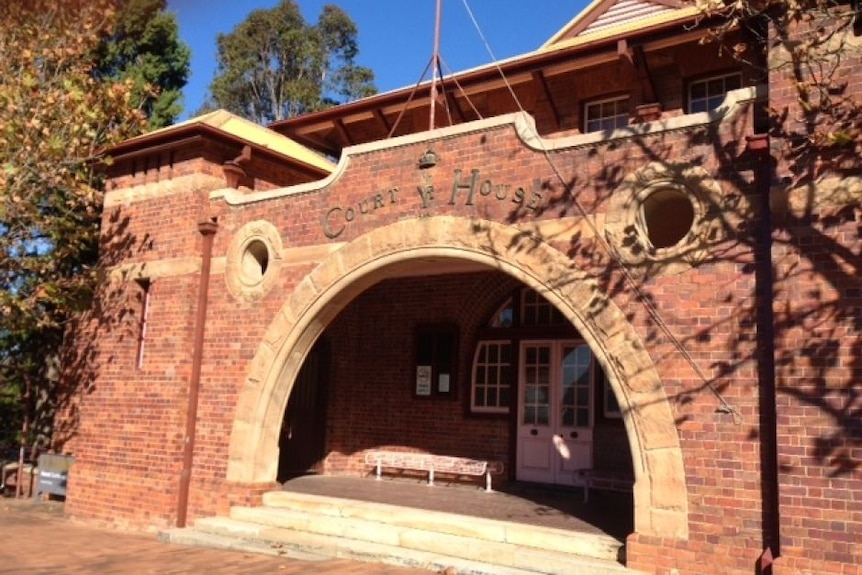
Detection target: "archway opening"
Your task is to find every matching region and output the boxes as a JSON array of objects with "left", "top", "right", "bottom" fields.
[{"left": 274, "top": 265, "right": 635, "bottom": 540}]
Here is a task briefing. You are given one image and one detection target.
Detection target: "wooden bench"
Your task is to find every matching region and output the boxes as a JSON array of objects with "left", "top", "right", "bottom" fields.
[
  {"left": 576, "top": 469, "right": 634, "bottom": 503},
  {"left": 364, "top": 450, "right": 502, "bottom": 492},
  {"left": 1, "top": 461, "right": 36, "bottom": 497}
]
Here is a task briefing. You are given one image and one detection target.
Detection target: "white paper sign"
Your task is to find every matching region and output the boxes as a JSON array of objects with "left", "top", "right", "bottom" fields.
[
  {"left": 438, "top": 373, "right": 450, "bottom": 393},
  {"left": 416, "top": 365, "right": 432, "bottom": 396}
]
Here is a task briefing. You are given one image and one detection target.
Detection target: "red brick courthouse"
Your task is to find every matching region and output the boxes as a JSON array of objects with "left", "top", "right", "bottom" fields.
[{"left": 59, "top": 2, "right": 861, "bottom": 575}]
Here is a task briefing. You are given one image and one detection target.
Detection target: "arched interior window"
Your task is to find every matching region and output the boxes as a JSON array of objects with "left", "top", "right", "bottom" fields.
[
  {"left": 521, "top": 288, "right": 567, "bottom": 326},
  {"left": 488, "top": 298, "right": 513, "bottom": 328}
]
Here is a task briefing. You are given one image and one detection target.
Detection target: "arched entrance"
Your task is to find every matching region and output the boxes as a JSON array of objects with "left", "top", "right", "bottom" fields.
[{"left": 227, "top": 215, "right": 689, "bottom": 539}]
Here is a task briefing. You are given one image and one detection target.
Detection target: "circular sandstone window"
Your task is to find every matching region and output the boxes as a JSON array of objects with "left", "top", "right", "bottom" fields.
[
  {"left": 604, "top": 162, "right": 736, "bottom": 277},
  {"left": 241, "top": 239, "right": 270, "bottom": 284},
  {"left": 225, "top": 220, "right": 283, "bottom": 301},
  {"left": 640, "top": 188, "right": 696, "bottom": 250}
]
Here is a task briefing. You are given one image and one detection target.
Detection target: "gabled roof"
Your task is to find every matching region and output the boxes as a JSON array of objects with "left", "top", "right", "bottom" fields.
[
  {"left": 542, "top": 0, "right": 695, "bottom": 51},
  {"left": 109, "top": 109, "right": 335, "bottom": 175}
]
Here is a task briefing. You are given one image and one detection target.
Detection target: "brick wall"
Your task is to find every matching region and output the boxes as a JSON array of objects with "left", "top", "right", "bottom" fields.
[
  {"left": 58, "top": 21, "right": 862, "bottom": 575},
  {"left": 322, "top": 273, "right": 512, "bottom": 476}
]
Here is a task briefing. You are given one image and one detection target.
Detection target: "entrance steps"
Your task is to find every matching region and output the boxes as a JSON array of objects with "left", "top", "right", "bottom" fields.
[{"left": 160, "top": 490, "right": 643, "bottom": 575}]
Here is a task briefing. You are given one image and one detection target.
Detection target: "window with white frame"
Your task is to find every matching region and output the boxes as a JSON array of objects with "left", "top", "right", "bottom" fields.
[
  {"left": 584, "top": 96, "right": 630, "bottom": 133},
  {"left": 470, "top": 289, "right": 572, "bottom": 414},
  {"left": 471, "top": 341, "right": 513, "bottom": 413},
  {"left": 688, "top": 72, "right": 742, "bottom": 113}
]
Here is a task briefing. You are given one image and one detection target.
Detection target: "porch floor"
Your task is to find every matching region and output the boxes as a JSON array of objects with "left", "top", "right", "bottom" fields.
[{"left": 281, "top": 474, "right": 633, "bottom": 541}]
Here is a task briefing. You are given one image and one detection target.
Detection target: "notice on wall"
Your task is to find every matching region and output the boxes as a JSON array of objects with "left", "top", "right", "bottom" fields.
[
  {"left": 438, "top": 373, "right": 450, "bottom": 393},
  {"left": 416, "top": 365, "right": 432, "bottom": 396}
]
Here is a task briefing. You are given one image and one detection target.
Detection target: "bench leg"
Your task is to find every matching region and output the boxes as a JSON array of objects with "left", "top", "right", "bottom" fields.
[
  {"left": 485, "top": 471, "right": 492, "bottom": 493},
  {"left": 428, "top": 468, "right": 434, "bottom": 486},
  {"left": 375, "top": 462, "right": 382, "bottom": 480}
]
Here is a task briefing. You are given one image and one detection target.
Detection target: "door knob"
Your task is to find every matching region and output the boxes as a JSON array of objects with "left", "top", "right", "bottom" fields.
[
  {"left": 530, "top": 429, "right": 538, "bottom": 436},
  {"left": 570, "top": 431, "right": 578, "bottom": 439}
]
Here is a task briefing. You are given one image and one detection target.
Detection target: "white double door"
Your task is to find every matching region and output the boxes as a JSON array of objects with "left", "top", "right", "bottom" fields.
[{"left": 516, "top": 340, "right": 593, "bottom": 485}]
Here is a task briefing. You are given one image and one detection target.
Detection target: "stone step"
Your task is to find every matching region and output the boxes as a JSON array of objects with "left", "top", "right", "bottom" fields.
[
  {"left": 168, "top": 515, "right": 638, "bottom": 575},
  {"left": 255, "top": 490, "right": 623, "bottom": 562}
]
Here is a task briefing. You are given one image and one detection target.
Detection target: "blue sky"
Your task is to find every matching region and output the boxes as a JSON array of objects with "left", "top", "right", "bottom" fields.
[{"left": 166, "top": 1, "right": 588, "bottom": 120}]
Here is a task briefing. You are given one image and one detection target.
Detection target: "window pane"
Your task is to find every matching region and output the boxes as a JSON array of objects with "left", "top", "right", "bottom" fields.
[
  {"left": 537, "top": 405, "right": 549, "bottom": 425},
  {"left": 576, "top": 346, "right": 590, "bottom": 363},
  {"left": 476, "top": 366, "right": 486, "bottom": 385},
  {"left": 585, "top": 97, "right": 629, "bottom": 132},
  {"left": 475, "top": 387, "right": 485, "bottom": 407},
  {"left": 538, "top": 347, "right": 550, "bottom": 364},
  {"left": 707, "top": 78, "right": 724, "bottom": 95},
  {"left": 489, "top": 299, "right": 514, "bottom": 327},
  {"left": 689, "top": 73, "right": 741, "bottom": 113},
  {"left": 538, "top": 386, "right": 549, "bottom": 405},
  {"left": 562, "top": 407, "right": 574, "bottom": 427},
  {"left": 726, "top": 74, "right": 741, "bottom": 90},
  {"left": 576, "top": 408, "right": 589, "bottom": 427},
  {"left": 707, "top": 95, "right": 724, "bottom": 110},
  {"left": 577, "top": 387, "right": 590, "bottom": 405}
]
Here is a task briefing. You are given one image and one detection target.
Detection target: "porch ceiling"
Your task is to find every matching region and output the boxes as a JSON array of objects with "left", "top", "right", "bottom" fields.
[{"left": 379, "top": 257, "right": 489, "bottom": 279}]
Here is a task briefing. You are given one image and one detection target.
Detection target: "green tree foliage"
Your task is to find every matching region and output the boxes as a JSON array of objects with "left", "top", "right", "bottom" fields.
[
  {"left": 93, "top": 0, "right": 191, "bottom": 128},
  {"left": 0, "top": 0, "right": 148, "bottom": 449},
  {"left": 206, "top": 0, "right": 377, "bottom": 124}
]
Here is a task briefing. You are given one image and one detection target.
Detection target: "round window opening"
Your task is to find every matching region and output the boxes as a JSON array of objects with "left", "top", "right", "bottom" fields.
[
  {"left": 641, "top": 188, "right": 695, "bottom": 250},
  {"left": 241, "top": 239, "right": 270, "bottom": 284}
]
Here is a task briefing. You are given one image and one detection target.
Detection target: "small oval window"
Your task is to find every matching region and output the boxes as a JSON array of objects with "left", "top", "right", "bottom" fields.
[
  {"left": 641, "top": 188, "right": 695, "bottom": 249},
  {"left": 241, "top": 239, "right": 270, "bottom": 284}
]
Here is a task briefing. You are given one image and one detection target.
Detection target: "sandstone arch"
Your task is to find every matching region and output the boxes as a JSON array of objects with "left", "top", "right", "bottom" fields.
[{"left": 227, "top": 215, "right": 689, "bottom": 538}]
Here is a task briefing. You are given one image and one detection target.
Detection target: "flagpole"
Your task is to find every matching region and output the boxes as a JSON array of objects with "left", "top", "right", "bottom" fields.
[{"left": 429, "top": 0, "right": 442, "bottom": 131}]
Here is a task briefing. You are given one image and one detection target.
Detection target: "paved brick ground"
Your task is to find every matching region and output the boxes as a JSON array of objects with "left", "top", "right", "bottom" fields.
[{"left": 0, "top": 498, "right": 429, "bottom": 575}]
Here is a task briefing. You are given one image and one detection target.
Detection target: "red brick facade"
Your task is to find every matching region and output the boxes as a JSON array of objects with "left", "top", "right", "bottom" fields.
[{"left": 58, "top": 6, "right": 861, "bottom": 575}]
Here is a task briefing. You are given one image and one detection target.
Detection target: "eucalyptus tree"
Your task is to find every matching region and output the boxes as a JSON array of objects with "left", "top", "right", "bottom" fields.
[{"left": 207, "top": 0, "right": 376, "bottom": 124}]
